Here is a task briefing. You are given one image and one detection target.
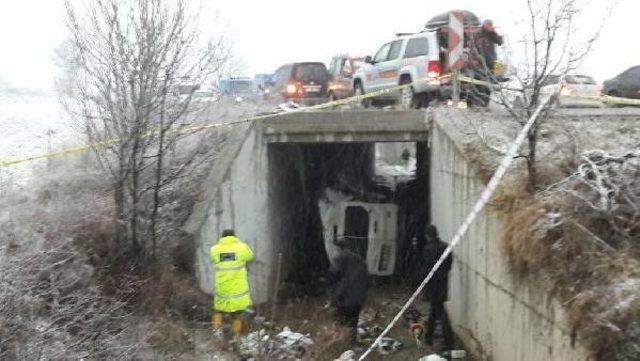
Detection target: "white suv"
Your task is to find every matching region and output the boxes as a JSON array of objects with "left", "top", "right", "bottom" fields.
[{"left": 353, "top": 32, "right": 447, "bottom": 108}]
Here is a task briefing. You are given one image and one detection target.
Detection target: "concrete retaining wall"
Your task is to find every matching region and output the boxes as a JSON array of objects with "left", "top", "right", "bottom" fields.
[
  {"left": 429, "top": 120, "right": 591, "bottom": 361},
  {"left": 191, "top": 124, "right": 273, "bottom": 305}
]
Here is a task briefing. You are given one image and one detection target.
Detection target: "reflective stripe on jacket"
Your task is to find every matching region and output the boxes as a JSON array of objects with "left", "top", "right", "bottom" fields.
[{"left": 210, "top": 236, "right": 254, "bottom": 313}]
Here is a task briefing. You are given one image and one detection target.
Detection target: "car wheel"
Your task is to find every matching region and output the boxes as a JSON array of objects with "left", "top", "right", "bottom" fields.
[
  {"left": 354, "top": 83, "right": 370, "bottom": 109},
  {"left": 328, "top": 91, "right": 337, "bottom": 102},
  {"left": 400, "top": 80, "right": 417, "bottom": 109}
]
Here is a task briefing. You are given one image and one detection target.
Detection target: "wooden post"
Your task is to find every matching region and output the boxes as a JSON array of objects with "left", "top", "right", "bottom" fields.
[
  {"left": 452, "top": 71, "right": 461, "bottom": 103},
  {"left": 270, "top": 252, "right": 284, "bottom": 320}
]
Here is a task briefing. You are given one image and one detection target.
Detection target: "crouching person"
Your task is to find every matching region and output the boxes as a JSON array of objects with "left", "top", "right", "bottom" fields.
[
  {"left": 210, "top": 229, "right": 254, "bottom": 340},
  {"left": 329, "top": 238, "right": 369, "bottom": 345}
]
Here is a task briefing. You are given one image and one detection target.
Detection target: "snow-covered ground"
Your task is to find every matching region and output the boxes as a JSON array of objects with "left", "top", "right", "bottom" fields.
[
  {"left": 0, "top": 89, "right": 277, "bottom": 186},
  {"left": 0, "top": 89, "right": 74, "bottom": 159},
  {"left": 0, "top": 89, "right": 76, "bottom": 184}
]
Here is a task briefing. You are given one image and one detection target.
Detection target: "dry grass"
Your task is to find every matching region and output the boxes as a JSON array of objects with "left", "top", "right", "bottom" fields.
[
  {"left": 0, "top": 157, "right": 218, "bottom": 359},
  {"left": 492, "top": 173, "right": 640, "bottom": 360},
  {"left": 493, "top": 184, "right": 551, "bottom": 277}
]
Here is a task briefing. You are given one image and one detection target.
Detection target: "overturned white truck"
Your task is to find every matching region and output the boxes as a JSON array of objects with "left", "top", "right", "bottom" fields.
[{"left": 319, "top": 189, "right": 399, "bottom": 276}]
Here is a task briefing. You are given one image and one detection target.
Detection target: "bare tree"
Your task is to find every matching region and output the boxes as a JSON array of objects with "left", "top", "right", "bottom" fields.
[
  {"left": 60, "top": 0, "right": 230, "bottom": 262},
  {"left": 470, "top": 0, "right": 608, "bottom": 190}
]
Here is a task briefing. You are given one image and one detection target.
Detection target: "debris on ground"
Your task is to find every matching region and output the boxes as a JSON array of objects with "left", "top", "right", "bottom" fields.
[
  {"left": 335, "top": 349, "right": 356, "bottom": 361},
  {"left": 418, "top": 354, "right": 447, "bottom": 361},
  {"left": 442, "top": 349, "right": 468, "bottom": 359},
  {"left": 277, "top": 101, "right": 303, "bottom": 112},
  {"left": 277, "top": 327, "right": 314, "bottom": 355},
  {"left": 377, "top": 337, "right": 403, "bottom": 355},
  {"left": 358, "top": 307, "right": 379, "bottom": 324},
  {"left": 357, "top": 324, "right": 383, "bottom": 342},
  {"left": 239, "top": 327, "right": 314, "bottom": 360}
]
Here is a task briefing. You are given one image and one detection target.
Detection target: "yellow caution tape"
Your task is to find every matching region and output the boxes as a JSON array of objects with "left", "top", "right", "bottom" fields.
[
  {"left": 10, "top": 73, "right": 634, "bottom": 170},
  {"left": 0, "top": 76, "right": 449, "bottom": 169},
  {"left": 0, "top": 144, "right": 91, "bottom": 168}
]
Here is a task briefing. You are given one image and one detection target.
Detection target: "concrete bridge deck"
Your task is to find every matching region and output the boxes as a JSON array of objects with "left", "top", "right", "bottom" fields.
[{"left": 262, "top": 110, "right": 429, "bottom": 143}]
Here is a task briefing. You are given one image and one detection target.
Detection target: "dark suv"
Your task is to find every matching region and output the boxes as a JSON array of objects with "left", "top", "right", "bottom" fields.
[
  {"left": 273, "top": 62, "right": 330, "bottom": 105},
  {"left": 603, "top": 66, "right": 640, "bottom": 99}
]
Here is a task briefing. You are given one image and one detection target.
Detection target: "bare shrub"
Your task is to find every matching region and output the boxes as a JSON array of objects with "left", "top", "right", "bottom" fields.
[
  {"left": 495, "top": 149, "right": 640, "bottom": 360},
  {"left": 486, "top": 0, "right": 610, "bottom": 190},
  {"left": 0, "top": 239, "right": 152, "bottom": 359},
  {"left": 60, "top": 0, "right": 230, "bottom": 262}
]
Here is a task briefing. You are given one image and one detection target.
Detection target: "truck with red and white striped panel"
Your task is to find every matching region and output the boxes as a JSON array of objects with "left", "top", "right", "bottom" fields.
[{"left": 352, "top": 10, "right": 491, "bottom": 108}]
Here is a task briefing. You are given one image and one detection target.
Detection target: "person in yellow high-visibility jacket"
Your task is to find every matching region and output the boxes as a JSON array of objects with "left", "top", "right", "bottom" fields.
[{"left": 210, "top": 229, "right": 254, "bottom": 338}]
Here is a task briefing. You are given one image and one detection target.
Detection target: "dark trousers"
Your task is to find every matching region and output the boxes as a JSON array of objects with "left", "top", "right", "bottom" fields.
[
  {"left": 336, "top": 304, "right": 362, "bottom": 343},
  {"left": 425, "top": 301, "right": 453, "bottom": 349}
]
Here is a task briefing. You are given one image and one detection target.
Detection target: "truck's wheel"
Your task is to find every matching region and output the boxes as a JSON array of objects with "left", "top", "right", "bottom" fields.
[
  {"left": 400, "top": 80, "right": 417, "bottom": 109},
  {"left": 354, "top": 82, "right": 370, "bottom": 109}
]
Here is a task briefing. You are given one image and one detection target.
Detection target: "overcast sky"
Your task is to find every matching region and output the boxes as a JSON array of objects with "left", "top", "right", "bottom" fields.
[{"left": 0, "top": 0, "right": 638, "bottom": 90}]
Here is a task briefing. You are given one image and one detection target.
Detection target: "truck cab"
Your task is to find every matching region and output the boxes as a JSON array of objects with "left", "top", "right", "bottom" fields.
[{"left": 320, "top": 190, "right": 398, "bottom": 276}]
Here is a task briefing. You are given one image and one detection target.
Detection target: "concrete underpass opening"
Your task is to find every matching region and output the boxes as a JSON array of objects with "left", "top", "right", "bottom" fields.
[{"left": 267, "top": 140, "right": 430, "bottom": 297}]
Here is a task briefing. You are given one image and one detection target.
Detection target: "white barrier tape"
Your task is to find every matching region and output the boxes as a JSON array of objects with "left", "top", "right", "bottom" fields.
[{"left": 357, "top": 83, "right": 562, "bottom": 360}]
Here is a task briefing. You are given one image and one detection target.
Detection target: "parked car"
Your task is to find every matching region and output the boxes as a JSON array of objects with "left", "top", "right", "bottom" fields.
[
  {"left": 253, "top": 73, "right": 275, "bottom": 98},
  {"left": 254, "top": 73, "right": 275, "bottom": 89},
  {"left": 273, "top": 62, "right": 330, "bottom": 105},
  {"left": 217, "top": 77, "right": 258, "bottom": 102},
  {"left": 540, "top": 74, "right": 603, "bottom": 108},
  {"left": 353, "top": 10, "right": 504, "bottom": 109},
  {"left": 353, "top": 31, "right": 446, "bottom": 109},
  {"left": 327, "top": 54, "right": 365, "bottom": 101},
  {"left": 603, "top": 66, "right": 640, "bottom": 99}
]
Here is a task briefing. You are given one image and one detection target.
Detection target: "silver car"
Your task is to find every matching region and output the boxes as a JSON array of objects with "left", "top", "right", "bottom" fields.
[{"left": 541, "top": 75, "right": 603, "bottom": 108}]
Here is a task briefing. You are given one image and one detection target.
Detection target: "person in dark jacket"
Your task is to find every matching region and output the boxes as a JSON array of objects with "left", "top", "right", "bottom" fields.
[
  {"left": 475, "top": 19, "right": 503, "bottom": 74},
  {"left": 329, "top": 238, "right": 369, "bottom": 344},
  {"left": 417, "top": 224, "right": 453, "bottom": 350}
]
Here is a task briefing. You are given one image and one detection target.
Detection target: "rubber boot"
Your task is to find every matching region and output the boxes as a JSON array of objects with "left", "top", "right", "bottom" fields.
[
  {"left": 212, "top": 313, "right": 224, "bottom": 330},
  {"left": 231, "top": 318, "right": 244, "bottom": 340}
]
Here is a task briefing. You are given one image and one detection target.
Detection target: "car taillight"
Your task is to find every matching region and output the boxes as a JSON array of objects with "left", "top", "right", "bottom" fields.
[
  {"left": 427, "top": 61, "right": 442, "bottom": 78},
  {"left": 285, "top": 83, "right": 298, "bottom": 94},
  {"left": 285, "top": 82, "right": 304, "bottom": 96}
]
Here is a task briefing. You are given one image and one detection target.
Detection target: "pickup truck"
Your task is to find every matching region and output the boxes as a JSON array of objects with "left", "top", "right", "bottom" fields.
[
  {"left": 353, "top": 31, "right": 444, "bottom": 109},
  {"left": 353, "top": 10, "right": 494, "bottom": 108}
]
